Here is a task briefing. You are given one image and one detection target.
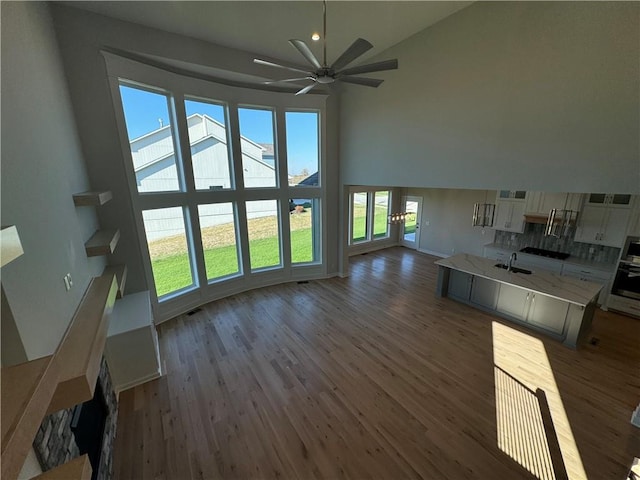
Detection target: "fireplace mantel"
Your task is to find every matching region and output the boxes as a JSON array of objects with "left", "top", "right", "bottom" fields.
[{"left": 1, "top": 273, "right": 117, "bottom": 479}]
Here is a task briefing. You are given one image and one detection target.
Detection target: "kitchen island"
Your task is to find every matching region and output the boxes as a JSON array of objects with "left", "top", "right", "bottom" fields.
[{"left": 435, "top": 253, "right": 603, "bottom": 348}]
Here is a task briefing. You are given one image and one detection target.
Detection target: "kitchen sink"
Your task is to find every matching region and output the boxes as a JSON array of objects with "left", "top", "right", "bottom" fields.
[{"left": 494, "top": 263, "right": 532, "bottom": 275}]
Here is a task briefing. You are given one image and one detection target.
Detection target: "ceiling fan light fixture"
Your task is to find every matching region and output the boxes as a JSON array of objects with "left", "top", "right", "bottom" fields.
[
  {"left": 315, "top": 75, "right": 334, "bottom": 84},
  {"left": 253, "top": 0, "right": 398, "bottom": 95}
]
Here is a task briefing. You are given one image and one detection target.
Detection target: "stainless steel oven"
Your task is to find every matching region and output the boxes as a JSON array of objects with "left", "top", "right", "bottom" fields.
[
  {"left": 609, "top": 236, "right": 640, "bottom": 318},
  {"left": 612, "top": 262, "right": 640, "bottom": 300},
  {"left": 622, "top": 236, "right": 640, "bottom": 263}
]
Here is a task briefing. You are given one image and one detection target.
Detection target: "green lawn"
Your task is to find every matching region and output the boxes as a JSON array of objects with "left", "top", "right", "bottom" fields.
[
  {"left": 151, "top": 226, "right": 314, "bottom": 297},
  {"left": 404, "top": 213, "right": 416, "bottom": 235},
  {"left": 352, "top": 204, "right": 390, "bottom": 241},
  {"left": 151, "top": 204, "right": 390, "bottom": 297}
]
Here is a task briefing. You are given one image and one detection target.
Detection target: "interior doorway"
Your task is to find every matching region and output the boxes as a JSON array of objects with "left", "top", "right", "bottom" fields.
[{"left": 400, "top": 196, "right": 422, "bottom": 250}]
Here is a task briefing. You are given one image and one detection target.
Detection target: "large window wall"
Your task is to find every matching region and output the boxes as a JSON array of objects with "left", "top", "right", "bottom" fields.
[{"left": 106, "top": 54, "right": 326, "bottom": 319}]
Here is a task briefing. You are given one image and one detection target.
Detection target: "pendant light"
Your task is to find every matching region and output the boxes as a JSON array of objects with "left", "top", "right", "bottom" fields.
[
  {"left": 545, "top": 194, "right": 579, "bottom": 238},
  {"left": 473, "top": 191, "right": 495, "bottom": 228}
]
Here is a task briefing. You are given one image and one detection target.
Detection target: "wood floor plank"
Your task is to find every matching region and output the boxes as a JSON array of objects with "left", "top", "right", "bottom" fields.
[{"left": 113, "top": 247, "right": 640, "bottom": 479}]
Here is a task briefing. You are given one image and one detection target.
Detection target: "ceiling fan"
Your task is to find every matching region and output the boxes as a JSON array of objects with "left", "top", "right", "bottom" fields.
[{"left": 254, "top": 0, "right": 398, "bottom": 95}]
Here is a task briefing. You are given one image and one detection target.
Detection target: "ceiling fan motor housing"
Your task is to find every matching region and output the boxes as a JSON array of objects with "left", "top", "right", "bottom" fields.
[{"left": 315, "top": 69, "right": 336, "bottom": 84}]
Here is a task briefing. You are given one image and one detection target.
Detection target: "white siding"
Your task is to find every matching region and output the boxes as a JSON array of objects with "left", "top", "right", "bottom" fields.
[
  {"left": 136, "top": 114, "right": 278, "bottom": 240},
  {"left": 191, "top": 137, "right": 231, "bottom": 190},
  {"left": 131, "top": 128, "right": 175, "bottom": 171}
]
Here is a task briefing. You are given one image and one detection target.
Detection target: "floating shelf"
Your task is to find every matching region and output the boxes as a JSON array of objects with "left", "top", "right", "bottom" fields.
[
  {"left": 1, "top": 273, "right": 117, "bottom": 478},
  {"left": 102, "top": 264, "right": 127, "bottom": 299},
  {"left": 72, "top": 191, "right": 112, "bottom": 207},
  {"left": 47, "top": 274, "right": 118, "bottom": 415},
  {"left": 1, "top": 355, "right": 58, "bottom": 480},
  {"left": 1, "top": 225, "right": 24, "bottom": 267},
  {"left": 32, "top": 454, "right": 91, "bottom": 480},
  {"left": 84, "top": 229, "right": 120, "bottom": 257}
]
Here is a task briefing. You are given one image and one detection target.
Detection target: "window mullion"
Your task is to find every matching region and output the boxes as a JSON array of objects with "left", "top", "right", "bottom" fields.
[
  {"left": 367, "top": 192, "right": 374, "bottom": 241},
  {"left": 227, "top": 102, "right": 245, "bottom": 193},
  {"left": 173, "top": 93, "right": 207, "bottom": 289},
  {"left": 227, "top": 103, "right": 251, "bottom": 274},
  {"left": 349, "top": 192, "right": 355, "bottom": 243},
  {"left": 172, "top": 92, "right": 196, "bottom": 193},
  {"left": 275, "top": 108, "right": 291, "bottom": 268}
]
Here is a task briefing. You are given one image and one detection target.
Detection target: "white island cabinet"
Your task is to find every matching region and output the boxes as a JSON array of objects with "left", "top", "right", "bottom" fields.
[{"left": 435, "top": 254, "right": 602, "bottom": 348}]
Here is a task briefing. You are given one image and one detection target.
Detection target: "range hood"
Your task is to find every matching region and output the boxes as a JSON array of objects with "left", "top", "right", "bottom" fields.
[
  {"left": 524, "top": 210, "right": 579, "bottom": 238},
  {"left": 523, "top": 214, "right": 548, "bottom": 225}
]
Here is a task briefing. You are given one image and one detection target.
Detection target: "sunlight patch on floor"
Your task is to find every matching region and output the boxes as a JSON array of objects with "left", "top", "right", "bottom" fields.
[
  {"left": 492, "top": 321, "right": 586, "bottom": 480},
  {"left": 495, "top": 366, "right": 556, "bottom": 480}
]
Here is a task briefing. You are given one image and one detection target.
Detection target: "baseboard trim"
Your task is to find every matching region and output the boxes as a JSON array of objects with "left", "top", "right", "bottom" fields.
[{"left": 417, "top": 248, "right": 448, "bottom": 258}]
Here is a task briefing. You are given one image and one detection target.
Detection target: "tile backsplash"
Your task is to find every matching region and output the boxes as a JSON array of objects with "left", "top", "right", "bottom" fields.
[{"left": 494, "top": 223, "right": 620, "bottom": 264}]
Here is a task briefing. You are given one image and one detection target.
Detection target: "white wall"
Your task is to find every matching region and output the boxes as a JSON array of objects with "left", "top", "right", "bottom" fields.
[
  {"left": 1, "top": 2, "right": 102, "bottom": 360},
  {"left": 340, "top": 2, "right": 639, "bottom": 194},
  {"left": 408, "top": 188, "right": 496, "bottom": 257}
]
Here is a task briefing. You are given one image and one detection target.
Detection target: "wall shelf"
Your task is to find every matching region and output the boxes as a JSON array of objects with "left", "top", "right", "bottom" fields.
[
  {"left": 1, "top": 355, "right": 58, "bottom": 480},
  {"left": 32, "top": 454, "right": 91, "bottom": 480},
  {"left": 102, "top": 264, "right": 127, "bottom": 299},
  {"left": 72, "top": 190, "right": 112, "bottom": 207},
  {"left": 0, "top": 271, "right": 118, "bottom": 478},
  {"left": 1, "top": 225, "right": 24, "bottom": 267},
  {"left": 84, "top": 229, "right": 120, "bottom": 257},
  {"left": 47, "top": 274, "right": 118, "bottom": 414}
]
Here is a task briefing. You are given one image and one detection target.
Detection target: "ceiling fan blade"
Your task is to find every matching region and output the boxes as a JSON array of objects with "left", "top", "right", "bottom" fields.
[
  {"left": 295, "top": 83, "right": 317, "bottom": 96},
  {"left": 254, "top": 58, "right": 312, "bottom": 75},
  {"left": 338, "top": 59, "right": 398, "bottom": 77},
  {"left": 262, "top": 77, "right": 314, "bottom": 85},
  {"left": 289, "top": 39, "right": 322, "bottom": 70},
  {"left": 337, "top": 76, "right": 384, "bottom": 88},
  {"left": 330, "top": 38, "right": 373, "bottom": 71}
]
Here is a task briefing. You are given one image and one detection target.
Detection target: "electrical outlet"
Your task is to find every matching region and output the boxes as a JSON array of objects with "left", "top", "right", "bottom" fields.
[
  {"left": 63, "top": 273, "right": 73, "bottom": 291},
  {"left": 424, "top": 220, "right": 430, "bottom": 226},
  {"left": 589, "top": 247, "right": 595, "bottom": 255}
]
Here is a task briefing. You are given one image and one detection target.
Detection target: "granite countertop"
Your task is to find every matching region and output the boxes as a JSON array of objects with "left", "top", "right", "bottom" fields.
[
  {"left": 435, "top": 253, "right": 603, "bottom": 307},
  {"left": 483, "top": 242, "right": 616, "bottom": 272}
]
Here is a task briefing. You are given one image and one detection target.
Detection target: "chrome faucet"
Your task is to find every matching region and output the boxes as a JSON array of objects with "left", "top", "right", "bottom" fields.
[{"left": 508, "top": 252, "right": 517, "bottom": 272}]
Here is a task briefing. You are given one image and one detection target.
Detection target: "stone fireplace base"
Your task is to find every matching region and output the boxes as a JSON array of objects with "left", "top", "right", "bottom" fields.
[{"left": 33, "top": 357, "right": 118, "bottom": 480}]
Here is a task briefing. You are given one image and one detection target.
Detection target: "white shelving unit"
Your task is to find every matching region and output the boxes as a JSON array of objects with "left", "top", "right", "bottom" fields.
[{"left": 105, "top": 291, "right": 161, "bottom": 394}]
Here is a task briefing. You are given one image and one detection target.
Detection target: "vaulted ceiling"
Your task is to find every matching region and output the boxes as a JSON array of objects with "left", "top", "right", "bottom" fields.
[{"left": 58, "top": 1, "right": 472, "bottom": 66}]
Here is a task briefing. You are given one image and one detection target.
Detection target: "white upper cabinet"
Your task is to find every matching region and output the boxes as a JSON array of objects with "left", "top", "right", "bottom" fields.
[
  {"left": 498, "top": 190, "right": 527, "bottom": 201},
  {"left": 494, "top": 200, "right": 526, "bottom": 233},
  {"left": 525, "top": 192, "right": 583, "bottom": 215},
  {"left": 585, "top": 193, "right": 632, "bottom": 208},
  {"left": 494, "top": 190, "right": 527, "bottom": 233},
  {"left": 574, "top": 203, "right": 631, "bottom": 247}
]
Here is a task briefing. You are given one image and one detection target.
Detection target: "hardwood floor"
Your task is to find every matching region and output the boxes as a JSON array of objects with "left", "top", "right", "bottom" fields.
[{"left": 113, "top": 247, "right": 640, "bottom": 479}]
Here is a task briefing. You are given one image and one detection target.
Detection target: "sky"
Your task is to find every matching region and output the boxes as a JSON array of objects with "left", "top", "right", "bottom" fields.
[{"left": 119, "top": 85, "right": 318, "bottom": 176}]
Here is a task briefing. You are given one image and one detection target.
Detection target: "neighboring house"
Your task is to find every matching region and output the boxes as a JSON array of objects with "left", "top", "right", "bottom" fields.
[
  {"left": 132, "top": 113, "right": 276, "bottom": 192},
  {"left": 133, "top": 114, "right": 279, "bottom": 240}
]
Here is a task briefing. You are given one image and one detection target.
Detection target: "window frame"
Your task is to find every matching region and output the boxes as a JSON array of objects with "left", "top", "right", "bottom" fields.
[
  {"left": 349, "top": 189, "right": 393, "bottom": 246},
  {"left": 104, "top": 51, "right": 327, "bottom": 322}
]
